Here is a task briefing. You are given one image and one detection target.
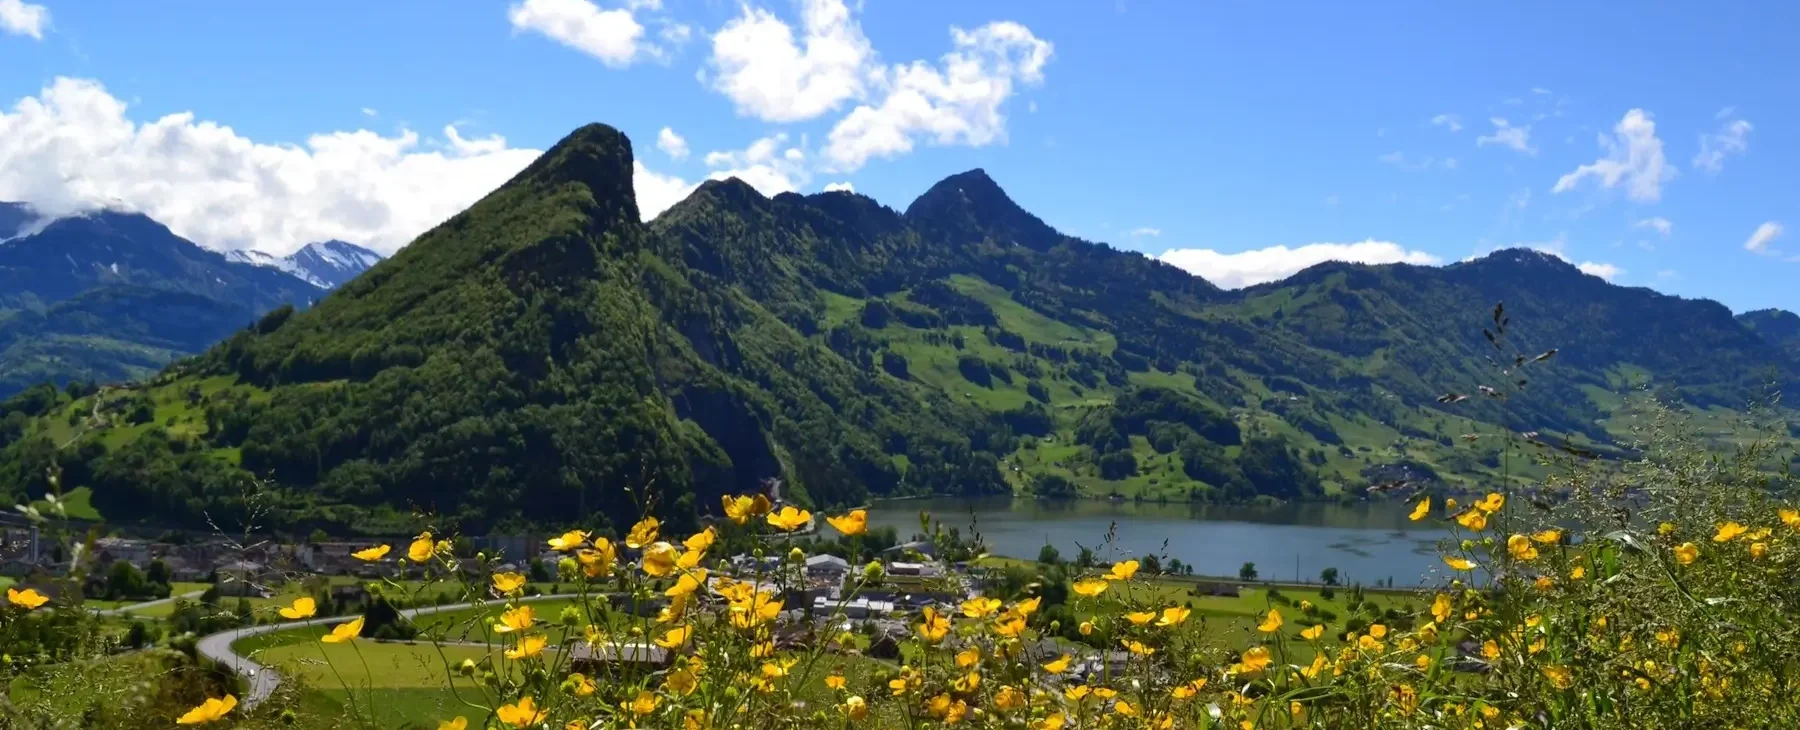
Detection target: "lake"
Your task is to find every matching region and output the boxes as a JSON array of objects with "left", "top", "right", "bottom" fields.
[{"left": 864, "top": 497, "right": 1456, "bottom": 588}]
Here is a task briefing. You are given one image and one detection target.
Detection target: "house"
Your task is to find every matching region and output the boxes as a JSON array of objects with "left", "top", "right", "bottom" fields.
[
  {"left": 882, "top": 540, "right": 938, "bottom": 559},
  {"left": 805, "top": 554, "right": 850, "bottom": 579},
  {"left": 888, "top": 561, "right": 941, "bottom": 577},
  {"left": 569, "top": 642, "right": 670, "bottom": 673},
  {"left": 213, "top": 560, "right": 271, "bottom": 598},
  {"left": 93, "top": 537, "right": 154, "bottom": 568}
]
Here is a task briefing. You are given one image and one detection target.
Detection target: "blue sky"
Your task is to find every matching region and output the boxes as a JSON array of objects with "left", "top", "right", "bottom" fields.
[{"left": 1, "top": 1, "right": 1796, "bottom": 312}]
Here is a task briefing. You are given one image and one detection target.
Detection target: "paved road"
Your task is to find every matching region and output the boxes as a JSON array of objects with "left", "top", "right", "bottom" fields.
[
  {"left": 94, "top": 590, "right": 205, "bottom": 617},
  {"left": 196, "top": 592, "right": 580, "bottom": 710}
]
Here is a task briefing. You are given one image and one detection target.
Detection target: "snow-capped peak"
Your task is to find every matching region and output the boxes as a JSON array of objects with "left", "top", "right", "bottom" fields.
[{"left": 225, "top": 240, "right": 384, "bottom": 289}]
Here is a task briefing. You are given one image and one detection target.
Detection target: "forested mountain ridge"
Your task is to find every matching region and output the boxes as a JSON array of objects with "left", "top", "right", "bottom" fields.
[
  {"left": 0, "top": 206, "right": 335, "bottom": 398},
  {"left": 1, "top": 122, "right": 1795, "bottom": 535}
]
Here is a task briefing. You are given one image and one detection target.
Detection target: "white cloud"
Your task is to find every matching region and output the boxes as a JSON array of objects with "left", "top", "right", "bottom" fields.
[
  {"left": 1656, "top": 269, "right": 1678, "bottom": 281},
  {"left": 1429, "top": 114, "right": 1462, "bottom": 132},
  {"left": 0, "top": 0, "right": 48, "bottom": 39},
  {"left": 508, "top": 0, "right": 664, "bottom": 67},
  {"left": 705, "top": 0, "right": 873, "bottom": 123},
  {"left": 360, "top": 107, "right": 379, "bottom": 117},
  {"left": 1634, "top": 216, "right": 1673, "bottom": 236},
  {"left": 1715, "top": 106, "right": 1736, "bottom": 120},
  {"left": 702, "top": 133, "right": 810, "bottom": 197},
  {"left": 1744, "top": 221, "right": 1783, "bottom": 255},
  {"left": 822, "top": 21, "right": 1052, "bottom": 172},
  {"left": 0, "top": 76, "right": 699, "bottom": 254},
  {"left": 1129, "top": 227, "right": 1160, "bottom": 237},
  {"left": 633, "top": 161, "right": 697, "bottom": 221},
  {"left": 1475, "top": 117, "right": 1535, "bottom": 155},
  {"left": 822, "top": 181, "right": 854, "bottom": 193},
  {"left": 1156, "top": 240, "right": 1441, "bottom": 289},
  {"left": 1551, "top": 109, "right": 1674, "bottom": 203},
  {"left": 1693, "top": 116, "right": 1751, "bottom": 174},
  {"left": 1577, "top": 261, "right": 1622, "bottom": 281},
  {"left": 656, "top": 126, "right": 689, "bottom": 159}
]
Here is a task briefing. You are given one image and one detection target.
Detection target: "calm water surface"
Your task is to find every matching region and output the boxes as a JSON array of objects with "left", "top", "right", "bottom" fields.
[{"left": 865, "top": 497, "right": 1454, "bottom": 588}]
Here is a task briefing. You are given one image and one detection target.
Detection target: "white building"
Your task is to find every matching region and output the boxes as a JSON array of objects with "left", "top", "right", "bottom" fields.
[{"left": 805, "top": 554, "right": 850, "bottom": 579}]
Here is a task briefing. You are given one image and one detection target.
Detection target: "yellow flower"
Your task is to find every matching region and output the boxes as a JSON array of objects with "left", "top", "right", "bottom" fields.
[
  {"left": 496, "top": 605, "right": 534, "bottom": 633},
  {"left": 1015, "top": 596, "right": 1043, "bottom": 615},
  {"left": 926, "top": 694, "right": 952, "bottom": 717},
  {"left": 1125, "top": 610, "right": 1157, "bottom": 626},
  {"left": 1113, "top": 700, "right": 1138, "bottom": 717},
  {"left": 1542, "top": 665, "right": 1573, "bottom": 689},
  {"left": 666, "top": 666, "right": 699, "bottom": 696},
  {"left": 825, "top": 672, "right": 847, "bottom": 691},
  {"left": 1043, "top": 653, "right": 1072, "bottom": 673},
  {"left": 547, "top": 530, "right": 589, "bottom": 552},
  {"left": 626, "top": 517, "right": 662, "bottom": 549},
  {"left": 1369, "top": 623, "right": 1388, "bottom": 639},
  {"left": 1674, "top": 542, "right": 1699, "bottom": 565},
  {"left": 1358, "top": 634, "right": 1384, "bottom": 651},
  {"left": 955, "top": 646, "right": 981, "bottom": 668},
  {"left": 1712, "top": 521, "right": 1748, "bottom": 542},
  {"left": 1444, "top": 497, "right": 1458, "bottom": 511},
  {"left": 961, "top": 596, "right": 1002, "bottom": 618},
  {"left": 1532, "top": 529, "right": 1562, "bottom": 544},
  {"left": 1443, "top": 556, "right": 1476, "bottom": 571},
  {"left": 505, "top": 634, "right": 547, "bottom": 659},
  {"left": 322, "top": 617, "right": 363, "bottom": 643},
  {"left": 491, "top": 572, "right": 527, "bottom": 595},
  {"left": 666, "top": 569, "right": 709, "bottom": 598},
  {"left": 1092, "top": 687, "right": 1118, "bottom": 700},
  {"left": 1409, "top": 497, "right": 1430, "bottom": 521},
  {"left": 1750, "top": 541, "right": 1769, "bottom": 559},
  {"left": 579, "top": 540, "right": 616, "bottom": 578},
  {"left": 951, "top": 671, "right": 980, "bottom": 692},
  {"left": 843, "top": 696, "right": 869, "bottom": 722},
  {"left": 994, "top": 612, "right": 1028, "bottom": 638},
  {"left": 723, "top": 494, "right": 772, "bottom": 524},
  {"left": 1475, "top": 492, "right": 1505, "bottom": 513},
  {"left": 1415, "top": 654, "right": 1432, "bottom": 670},
  {"left": 352, "top": 544, "right": 391, "bottom": 561},
  {"left": 762, "top": 657, "right": 798, "bottom": 680},
  {"left": 642, "top": 541, "right": 679, "bottom": 577},
  {"left": 677, "top": 544, "right": 706, "bottom": 570},
  {"left": 826, "top": 510, "right": 868, "bottom": 536},
  {"left": 1570, "top": 565, "right": 1587, "bottom": 580},
  {"left": 655, "top": 625, "right": 693, "bottom": 648},
  {"left": 1078, "top": 620, "right": 1094, "bottom": 636},
  {"left": 1431, "top": 593, "right": 1452, "bottom": 622},
  {"left": 407, "top": 532, "right": 435, "bottom": 562},
  {"left": 176, "top": 695, "right": 237, "bottom": 725},
  {"left": 916, "top": 606, "right": 951, "bottom": 643},
  {"left": 1035, "top": 714, "right": 1065, "bottom": 730},
  {"left": 568, "top": 672, "right": 597, "bottom": 697},
  {"left": 1481, "top": 640, "right": 1500, "bottom": 660},
  {"left": 278, "top": 597, "right": 317, "bottom": 620},
  {"left": 1121, "top": 639, "right": 1156, "bottom": 656},
  {"left": 1301, "top": 624, "right": 1324, "bottom": 641},
  {"left": 1257, "top": 608, "right": 1283, "bottom": 633},
  {"left": 438, "top": 718, "right": 467, "bottom": 730},
  {"left": 995, "top": 685, "right": 1026, "bottom": 710},
  {"left": 728, "top": 590, "right": 783, "bottom": 629},
  {"left": 1072, "top": 579, "right": 1109, "bottom": 597},
  {"left": 1107, "top": 560, "right": 1140, "bottom": 580},
  {"left": 1456, "top": 509, "right": 1489, "bottom": 532},
  {"left": 1157, "top": 606, "right": 1191, "bottom": 627},
  {"left": 1235, "top": 646, "right": 1272, "bottom": 673},
  {"left": 497, "top": 697, "right": 547, "bottom": 728},
  {"left": 1507, "top": 534, "right": 1539, "bottom": 560},
  {"left": 1780, "top": 508, "right": 1800, "bottom": 529},
  {"left": 684, "top": 527, "right": 716, "bottom": 554},
  {"left": 1534, "top": 575, "right": 1556, "bottom": 591},
  {"left": 1171, "top": 678, "right": 1206, "bottom": 699},
  {"left": 945, "top": 699, "right": 969, "bottom": 725},
  {"left": 766, "top": 506, "right": 813, "bottom": 532}
]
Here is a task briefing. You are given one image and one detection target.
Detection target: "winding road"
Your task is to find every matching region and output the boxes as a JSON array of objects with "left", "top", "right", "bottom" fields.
[
  {"left": 196, "top": 592, "right": 581, "bottom": 710},
  {"left": 94, "top": 590, "right": 205, "bottom": 617}
]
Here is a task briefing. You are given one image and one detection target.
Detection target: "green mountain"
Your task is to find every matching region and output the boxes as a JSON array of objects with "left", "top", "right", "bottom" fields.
[{"left": 1, "top": 122, "right": 1793, "bottom": 534}]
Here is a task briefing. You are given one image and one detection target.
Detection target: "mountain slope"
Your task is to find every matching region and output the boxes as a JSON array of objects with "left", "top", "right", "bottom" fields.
[
  {"left": 1, "top": 123, "right": 1794, "bottom": 533},
  {"left": 227, "top": 240, "right": 384, "bottom": 289},
  {"left": 0, "top": 208, "right": 329, "bottom": 397},
  {"left": 1739, "top": 308, "right": 1800, "bottom": 359}
]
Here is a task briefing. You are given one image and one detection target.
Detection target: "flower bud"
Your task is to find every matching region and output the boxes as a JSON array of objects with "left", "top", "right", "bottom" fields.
[
  {"left": 560, "top": 606, "right": 582, "bottom": 627},
  {"left": 458, "top": 658, "right": 478, "bottom": 676},
  {"left": 864, "top": 561, "right": 884, "bottom": 581},
  {"left": 788, "top": 547, "right": 806, "bottom": 564}
]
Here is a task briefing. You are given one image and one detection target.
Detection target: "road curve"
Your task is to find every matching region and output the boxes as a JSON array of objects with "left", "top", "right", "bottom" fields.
[
  {"left": 196, "top": 592, "right": 581, "bottom": 710},
  {"left": 95, "top": 590, "right": 205, "bottom": 617}
]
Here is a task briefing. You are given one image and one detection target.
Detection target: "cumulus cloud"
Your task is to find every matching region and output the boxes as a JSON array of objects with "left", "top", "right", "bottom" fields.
[
  {"left": 1744, "top": 221, "right": 1783, "bottom": 255},
  {"left": 1552, "top": 109, "right": 1674, "bottom": 203},
  {"left": 702, "top": 133, "right": 810, "bottom": 197},
  {"left": 1476, "top": 117, "right": 1535, "bottom": 155},
  {"left": 656, "top": 126, "right": 688, "bottom": 159},
  {"left": 1497, "top": 234, "right": 1622, "bottom": 282},
  {"left": 705, "top": 0, "right": 874, "bottom": 123},
  {"left": 0, "top": 0, "right": 48, "bottom": 39},
  {"left": 822, "top": 181, "right": 854, "bottom": 193},
  {"left": 1429, "top": 114, "right": 1462, "bottom": 132},
  {"left": 1129, "top": 227, "right": 1160, "bottom": 237},
  {"left": 633, "top": 161, "right": 698, "bottom": 222},
  {"left": 1156, "top": 240, "right": 1441, "bottom": 289},
  {"left": 508, "top": 0, "right": 668, "bottom": 67},
  {"left": 1634, "top": 216, "right": 1673, "bottom": 236},
  {"left": 1577, "top": 261, "right": 1622, "bottom": 281},
  {"left": 823, "top": 21, "right": 1052, "bottom": 172},
  {"left": 0, "top": 77, "right": 697, "bottom": 254},
  {"left": 1693, "top": 116, "right": 1751, "bottom": 174}
]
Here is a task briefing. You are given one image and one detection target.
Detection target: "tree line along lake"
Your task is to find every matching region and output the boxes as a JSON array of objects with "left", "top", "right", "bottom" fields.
[{"left": 861, "top": 497, "right": 1454, "bottom": 588}]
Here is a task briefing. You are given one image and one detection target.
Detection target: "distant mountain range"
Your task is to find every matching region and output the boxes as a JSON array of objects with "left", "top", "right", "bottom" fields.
[
  {"left": 0, "top": 202, "right": 381, "bottom": 397},
  {"left": 1, "top": 123, "right": 1792, "bottom": 535}
]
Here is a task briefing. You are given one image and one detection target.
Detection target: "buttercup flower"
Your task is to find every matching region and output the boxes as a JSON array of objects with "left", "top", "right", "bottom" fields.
[
  {"left": 826, "top": 509, "right": 868, "bottom": 536},
  {"left": 278, "top": 596, "right": 316, "bottom": 620},
  {"left": 1410, "top": 498, "right": 1430, "bottom": 521},
  {"left": 7, "top": 587, "right": 48, "bottom": 610},
  {"left": 352, "top": 544, "right": 391, "bottom": 561},
  {"left": 322, "top": 617, "right": 363, "bottom": 643},
  {"left": 497, "top": 697, "right": 547, "bottom": 728},
  {"left": 176, "top": 695, "right": 237, "bottom": 725}
]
